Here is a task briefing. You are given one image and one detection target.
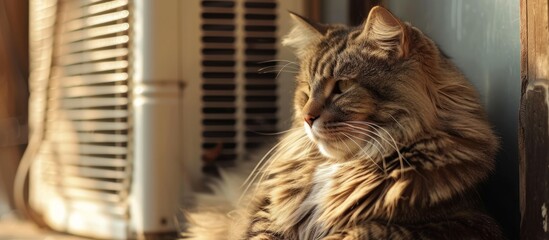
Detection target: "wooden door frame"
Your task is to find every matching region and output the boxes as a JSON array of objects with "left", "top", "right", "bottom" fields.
[
  {"left": 0, "top": 0, "right": 29, "bottom": 210},
  {"left": 520, "top": 0, "right": 549, "bottom": 239}
]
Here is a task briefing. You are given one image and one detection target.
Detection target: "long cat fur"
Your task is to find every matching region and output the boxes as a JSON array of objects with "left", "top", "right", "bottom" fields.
[{"left": 183, "top": 6, "right": 502, "bottom": 240}]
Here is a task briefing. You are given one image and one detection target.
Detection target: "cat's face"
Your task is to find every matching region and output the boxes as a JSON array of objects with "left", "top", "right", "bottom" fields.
[{"left": 284, "top": 7, "right": 441, "bottom": 159}]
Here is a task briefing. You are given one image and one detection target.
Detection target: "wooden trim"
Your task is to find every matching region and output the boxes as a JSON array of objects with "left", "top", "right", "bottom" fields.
[
  {"left": 0, "top": 0, "right": 28, "bottom": 209},
  {"left": 306, "top": 0, "right": 322, "bottom": 22},
  {"left": 520, "top": 0, "right": 549, "bottom": 239}
]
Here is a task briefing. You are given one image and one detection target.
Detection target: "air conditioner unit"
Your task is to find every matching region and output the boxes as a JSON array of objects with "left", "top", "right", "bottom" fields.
[{"left": 26, "top": 0, "right": 303, "bottom": 239}]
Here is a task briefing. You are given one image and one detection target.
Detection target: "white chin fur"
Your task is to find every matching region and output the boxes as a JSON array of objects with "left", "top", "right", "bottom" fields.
[
  {"left": 303, "top": 122, "right": 347, "bottom": 159},
  {"left": 317, "top": 143, "right": 336, "bottom": 158},
  {"left": 304, "top": 122, "right": 315, "bottom": 141}
]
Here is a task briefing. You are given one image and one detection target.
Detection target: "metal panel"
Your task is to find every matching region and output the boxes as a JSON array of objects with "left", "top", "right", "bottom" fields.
[
  {"left": 29, "top": 0, "right": 133, "bottom": 237},
  {"left": 132, "top": 0, "right": 180, "bottom": 83},
  {"left": 130, "top": 0, "right": 182, "bottom": 235},
  {"left": 28, "top": 0, "right": 184, "bottom": 238}
]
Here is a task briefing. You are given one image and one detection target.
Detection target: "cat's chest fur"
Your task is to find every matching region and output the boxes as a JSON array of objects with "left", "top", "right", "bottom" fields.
[
  {"left": 297, "top": 163, "right": 340, "bottom": 217},
  {"left": 268, "top": 162, "right": 341, "bottom": 239},
  {"left": 297, "top": 163, "right": 341, "bottom": 238}
]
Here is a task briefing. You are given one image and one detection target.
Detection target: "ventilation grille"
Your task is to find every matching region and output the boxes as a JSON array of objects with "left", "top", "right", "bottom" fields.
[
  {"left": 242, "top": 0, "right": 278, "bottom": 149},
  {"left": 200, "top": 0, "right": 278, "bottom": 170},
  {"left": 201, "top": 0, "right": 238, "bottom": 168},
  {"left": 39, "top": 0, "right": 130, "bottom": 216}
]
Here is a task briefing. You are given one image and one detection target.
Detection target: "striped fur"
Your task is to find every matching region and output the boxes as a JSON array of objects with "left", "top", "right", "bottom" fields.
[{"left": 184, "top": 6, "right": 502, "bottom": 240}]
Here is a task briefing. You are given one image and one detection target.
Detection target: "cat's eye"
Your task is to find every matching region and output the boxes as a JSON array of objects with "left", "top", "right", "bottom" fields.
[{"left": 333, "top": 80, "right": 351, "bottom": 95}]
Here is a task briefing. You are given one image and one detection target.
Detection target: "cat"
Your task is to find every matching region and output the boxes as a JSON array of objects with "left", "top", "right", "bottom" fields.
[{"left": 183, "top": 6, "right": 503, "bottom": 240}]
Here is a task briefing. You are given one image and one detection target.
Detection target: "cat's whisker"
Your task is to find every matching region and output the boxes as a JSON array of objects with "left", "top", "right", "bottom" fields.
[
  {"left": 320, "top": 122, "right": 407, "bottom": 174},
  {"left": 242, "top": 132, "right": 311, "bottom": 203},
  {"left": 240, "top": 131, "right": 304, "bottom": 199},
  {"left": 257, "top": 66, "right": 277, "bottom": 72},
  {"left": 258, "top": 60, "right": 300, "bottom": 70},
  {"left": 375, "top": 127, "right": 405, "bottom": 172},
  {"left": 241, "top": 131, "right": 305, "bottom": 197},
  {"left": 246, "top": 127, "right": 302, "bottom": 136},
  {"left": 338, "top": 123, "right": 389, "bottom": 153},
  {"left": 253, "top": 136, "right": 310, "bottom": 182},
  {"left": 257, "top": 65, "right": 300, "bottom": 73},
  {"left": 275, "top": 61, "right": 300, "bottom": 79},
  {"left": 362, "top": 122, "right": 408, "bottom": 170},
  {"left": 259, "top": 70, "right": 300, "bottom": 75},
  {"left": 248, "top": 137, "right": 315, "bottom": 205},
  {"left": 344, "top": 122, "right": 403, "bottom": 152},
  {"left": 346, "top": 121, "right": 403, "bottom": 146},
  {"left": 257, "top": 59, "right": 300, "bottom": 66},
  {"left": 334, "top": 135, "right": 354, "bottom": 162},
  {"left": 240, "top": 141, "right": 286, "bottom": 203},
  {"left": 364, "top": 123, "right": 411, "bottom": 174},
  {"left": 329, "top": 122, "right": 388, "bottom": 152},
  {"left": 317, "top": 125, "right": 394, "bottom": 171},
  {"left": 258, "top": 68, "right": 300, "bottom": 73},
  {"left": 342, "top": 121, "right": 412, "bottom": 173},
  {"left": 341, "top": 131, "right": 384, "bottom": 158},
  {"left": 341, "top": 132, "right": 385, "bottom": 173},
  {"left": 256, "top": 60, "right": 300, "bottom": 78},
  {"left": 342, "top": 132, "right": 388, "bottom": 173},
  {"left": 388, "top": 114, "right": 406, "bottom": 131},
  {"left": 260, "top": 69, "right": 300, "bottom": 73}
]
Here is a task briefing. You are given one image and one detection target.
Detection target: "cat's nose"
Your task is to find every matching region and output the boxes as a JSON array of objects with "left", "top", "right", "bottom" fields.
[{"left": 304, "top": 114, "right": 318, "bottom": 127}]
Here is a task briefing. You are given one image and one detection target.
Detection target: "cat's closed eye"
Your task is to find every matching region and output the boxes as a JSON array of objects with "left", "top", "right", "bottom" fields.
[{"left": 333, "top": 80, "right": 352, "bottom": 95}]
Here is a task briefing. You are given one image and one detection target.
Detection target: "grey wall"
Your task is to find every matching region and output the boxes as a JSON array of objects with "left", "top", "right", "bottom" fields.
[
  {"left": 385, "top": 1, "right": 520, "bottom": 238},
  {"left": 321, "top": 0, "right": 349, "bottom": 24}
]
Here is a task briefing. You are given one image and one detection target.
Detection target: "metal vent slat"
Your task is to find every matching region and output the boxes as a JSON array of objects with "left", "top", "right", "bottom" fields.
[
  {"left": 43, "top": 164, "right": 127, "bottom": 179},
  {"left": 60, "top": 23, "right": 130, "bottom": 43},
  {"left": 45, "top": 131, "right": 128, "bottom": 143},
  {"left": 47, "top": 109, "right": 128, "bottom": 120},
  {"left": 73, "top": 0, "right": 108, "bottom": 8},
  {"left": 41, "top": 154, "right": 127, "bottom": 167},
  {"left": 44, "top": 177, "right": 126, "bottom": 191},
  {"left": 48, "top": 97, "right": 129, "bottom": 109},
  {"left": 64, "top": 0, "right": 128, "bottom": 21},
  {"left": 42, "top": 142, "right": 127, "bottom": 155},
  {"left": 54, "top": 73, "right": 128, "bottom": 87},
  {"left": 32, "top": 8, "right": 58, "bottom": 30},
  {"left": 60, "top": 60, "right": 128, "bottom": 75},
  {"left": 70, "top": 200, "right": 127, "bottom": 217},
  {"left": 50, "top": 85, "right": 128, "bottom": 98},
  {"left": 52, "top": 199, "right": 127, "bottom": 216},
  {"left": 58, "top": 49, "right": 129, "bottom": 65},
  {"left": 46, "top": 120, "right": 128, "bottom": 131},
  {"left": 59, "top": 37, "right": 129, "bottom": 55},
  {"left": 65, "top": 10, "right": 129, "bottom": 31},
  {"left": 57, "top": 188, "right": 122, "bottom": 202}
]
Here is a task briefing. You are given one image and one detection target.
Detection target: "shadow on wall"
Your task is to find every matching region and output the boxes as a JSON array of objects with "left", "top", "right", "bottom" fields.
[{"left": 384, "top": 1, "right": 520, "bottom": 239}]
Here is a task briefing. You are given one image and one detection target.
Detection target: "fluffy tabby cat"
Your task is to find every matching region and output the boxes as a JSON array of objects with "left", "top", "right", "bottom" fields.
[{"left": 184, "top": 6, "right": 502, "bottom": 240}]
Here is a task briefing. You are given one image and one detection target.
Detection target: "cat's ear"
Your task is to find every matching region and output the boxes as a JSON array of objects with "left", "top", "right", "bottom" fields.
[
  {"left": 360, "top": 6, "right": 410, "bottom": 58},
  {"left": 282, "top": 12, "right": 327, "bottom": 57}
]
